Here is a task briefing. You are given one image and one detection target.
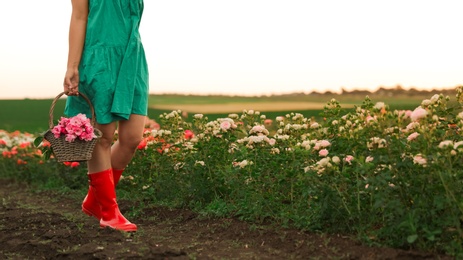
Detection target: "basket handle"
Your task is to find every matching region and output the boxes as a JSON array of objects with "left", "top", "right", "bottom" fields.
[{"left": 48, "top": 92, "right": 97, "bottom": 129}]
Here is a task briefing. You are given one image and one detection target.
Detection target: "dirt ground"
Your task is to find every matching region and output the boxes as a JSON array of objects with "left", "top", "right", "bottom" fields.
[{"left": 0, "top": 179, "right": 452, "bottom": 260}]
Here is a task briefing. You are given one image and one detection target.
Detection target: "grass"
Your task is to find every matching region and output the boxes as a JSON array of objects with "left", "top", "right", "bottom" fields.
[{"left": 0, "top": 93, "right": 430, "bottom": 134}]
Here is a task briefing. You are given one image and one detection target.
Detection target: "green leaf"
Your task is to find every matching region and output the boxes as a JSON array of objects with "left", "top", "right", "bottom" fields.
[
  {"left": 44, "top": 149, "right": 52, "bottom": 160},
  {"left": 33, "top": 136, "right": 43, "bottom": 148},
  {"left": 407, "top": 234, "right": 418, "bottom": 244}
]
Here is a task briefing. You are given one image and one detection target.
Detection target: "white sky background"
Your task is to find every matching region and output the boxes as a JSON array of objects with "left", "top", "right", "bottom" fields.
[{"left": 0, "top": 0, "right": 462, "bottom": 99}]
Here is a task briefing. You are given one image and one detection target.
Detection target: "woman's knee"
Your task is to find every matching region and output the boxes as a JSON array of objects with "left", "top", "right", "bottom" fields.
[
  {"left": 119, "top": 135, "right": 143, "bottom": 151},
  {"left": 97, "top": 134, "right": 114, "bottom": 149}
]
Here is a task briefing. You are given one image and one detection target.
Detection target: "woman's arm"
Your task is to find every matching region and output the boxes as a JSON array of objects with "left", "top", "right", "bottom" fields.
[{"left": 63, "top": 0, "right": 88, "bottom": 95}]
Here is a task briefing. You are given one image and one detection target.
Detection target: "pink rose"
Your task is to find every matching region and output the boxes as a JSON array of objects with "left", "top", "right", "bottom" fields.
[
  {"left": 220, "top": 121, "right": 232, "bottom": 131},
  {"left": 251, "top": 125, "right": 264, "bottom": 133},
  {"left": 65, "top": 134, "right": 77, "bottom": 142},
  {"left": 319, "top": 149, "right": 329, "bottom": 157},
  {"left": 264, "top": 119, "right": 273, "bottom": 126},
  {"left": 407, "top": 132, "right": 420, "bottom": 141},
  {"left": 344, "top": 155, "right": 354, "bottom": 165},
  {"left": 184, "top": 130, "right": 194, "bottom": 139},
  {"left": 410, "top": 107, "right": 428, "bottom": 122},
  {"left": 413, "top": 154, "right": 427, "bottom": 165},
  {"left": 267, "top": 138, "right": 276, "bottom": 146},
  {"left": 366, "top": 115, "right": 376, "bottom": 123},
  {"left": 319, "top": 140, "right": 331, "bottom": 148}
]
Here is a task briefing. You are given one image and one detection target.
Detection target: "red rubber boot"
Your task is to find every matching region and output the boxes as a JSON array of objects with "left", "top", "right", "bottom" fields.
[
  {"left": 82, "top": 168, "right": 124, "bottom": 219},
  {"left": 88, "top": 169, "right": 137, "bottom": 232},
  {"left": 112, "top": 168, "right": 124, "bottom": 184}
]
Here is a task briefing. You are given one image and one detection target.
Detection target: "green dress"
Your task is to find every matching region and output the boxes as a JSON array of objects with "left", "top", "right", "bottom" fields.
[{"left": 65, "top": 0, "right": 149, "bottom": 124}]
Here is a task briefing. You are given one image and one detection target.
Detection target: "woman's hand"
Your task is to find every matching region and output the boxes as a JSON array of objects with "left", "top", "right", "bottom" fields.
[{"left": 63, "top": 68, "right": 80, "bottom": 96}]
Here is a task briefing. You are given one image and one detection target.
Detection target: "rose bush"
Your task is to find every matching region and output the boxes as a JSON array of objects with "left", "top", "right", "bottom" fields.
[{"left": 2, "top": 87, "right": 463, "bottom": 257}]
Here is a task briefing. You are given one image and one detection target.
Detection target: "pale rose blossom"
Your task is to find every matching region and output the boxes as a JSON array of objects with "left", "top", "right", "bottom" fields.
[
  {"left": 248, "top": 135, "right": 266, "bottom": 144},
  {"left": 365, "top": 156, "right": 374, "bottom": 163},
  {"left": 367, "top": 137, "right": 387, "bottom": 149},
  {"left": 316, "top": 157, "right": 331, "bottom": 167},
  {"left": 410, "top": 107, "right": 428, "bottom": 121},
  {"left": 397, "top": 110, "right": 412, "bottom": 119},
  {"left": 228, "top": 113, "right": 239, "bottom": 119},
  {"left": 413, "top": 154, "right": 427, "bottom": 166},
  {"left": 430, "top": 94, "right": 440, "bottom": 103},
  {"left": 366, "top": 115, "right": 376, "bottom": 123},
  {"left": 251, "top": 125, "right": 263, "bottom": 132},
  {"left": 407, "top": 132, "right": 420, "bottom": 141},
  {"left": 404, "top": 122, "right": 420, "bottom": 132},
  {"left": 438, "top": 140, "right": 454, "bottom": 149},
  {"left": 319, "top": 149, "right": 329, "bottom": 157},
  {"left": 319, "top": 140, "right": 331, "bottom": 148},
  {"left": 267, "top": 138, "right": 276, "bottom": 146},
  {"left": 276, "top": 134, "right": 290, "bottom": 140},
  {"left": 332, "top": 156, "right": 340, "bottom": 164},
  {"left": 344, "top": 155, "right": 354, "bottom": 165},
  {"left": 195, "top": 160, "right": 205, "bottom": 166},
  {"left": 453, "top": 141, "right": 463, "bottom": 149},
  {"left": 405, "top": 110, "right": 413, "bottom": 118},
  {"left": 233, "top": 160, "right": 252, "bottom": 168},
  {"left": 421, "top": 99, "right": 432, "bottom": 106},
  {"left": 220, "top": 121, "right": 232, "bottom": 131},
  {"left": 374, "top": 102, "right": 385, "bottom": 110},
  {"left": 300, "top": 140, "right": 311, "bottom": 150}
]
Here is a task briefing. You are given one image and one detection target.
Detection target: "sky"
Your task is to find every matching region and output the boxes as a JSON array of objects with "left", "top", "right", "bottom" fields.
[{"left": 0, "top": 0, "right": 462, "bottom": 99}]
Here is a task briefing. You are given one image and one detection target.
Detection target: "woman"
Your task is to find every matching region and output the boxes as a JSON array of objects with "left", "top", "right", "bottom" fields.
[{"left": 63, "top": 0, "right": 149, "bottom": 232}]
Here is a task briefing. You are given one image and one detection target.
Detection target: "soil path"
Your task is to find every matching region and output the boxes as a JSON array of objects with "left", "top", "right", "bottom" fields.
[{"left": 0, "top": 178, "right": 451, "bottom": 260}]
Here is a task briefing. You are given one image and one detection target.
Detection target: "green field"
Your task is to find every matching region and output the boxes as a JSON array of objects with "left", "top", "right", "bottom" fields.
[{"left": 0, "top": 93, "right": 431, "bottom": 134}]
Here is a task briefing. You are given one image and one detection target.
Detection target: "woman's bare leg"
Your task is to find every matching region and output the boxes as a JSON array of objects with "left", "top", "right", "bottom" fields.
[
  {"left": 111, "top": 114, "right": 146, "bottom": 170},
  {"left": 87, "top": 122, "right": 117, "bottom": 174}
]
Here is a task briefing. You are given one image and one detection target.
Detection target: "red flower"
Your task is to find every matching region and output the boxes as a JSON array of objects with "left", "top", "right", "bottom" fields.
[
  {"left": 184, "top": 130, "right": 194, "bottom": 140},
  {"left": 0, "top": 139, "right": 6, "bottom": 146},
  {"left": 2, "top": 151, "right": 11, "bottom": 158},
  {"left": 17, "top": 159, "right": 27, "bottom": 165},
  {"left": 137, "top": 139, "right": 147, "bottom": 150},
  {"left": 19, "top": 142, "right": 31, "bottom": 149},
  {"left": 70, "top": 162, "right": 80, "bottom": 168}
]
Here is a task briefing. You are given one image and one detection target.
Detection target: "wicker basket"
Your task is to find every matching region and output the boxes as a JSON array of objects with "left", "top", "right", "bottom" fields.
[{"left": 43, "top": 92, "right": 102, "bottom": 162}]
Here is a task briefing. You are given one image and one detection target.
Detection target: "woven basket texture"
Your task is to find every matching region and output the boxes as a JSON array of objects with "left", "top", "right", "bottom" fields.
[
  {"left": 44, "top": 131, "right": 99, "bottom": 162},
  {"left": 43, "top": 92, "right": 101, "bottom": 162}
]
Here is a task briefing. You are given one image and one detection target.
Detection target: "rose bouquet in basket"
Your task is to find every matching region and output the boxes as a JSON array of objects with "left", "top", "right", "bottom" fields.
[
  {"left": 34, "top": 92, "right": 102, "bottom": 162},
  {"left": 51, "top": 113, "right": 97, "bottom": 142}
]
